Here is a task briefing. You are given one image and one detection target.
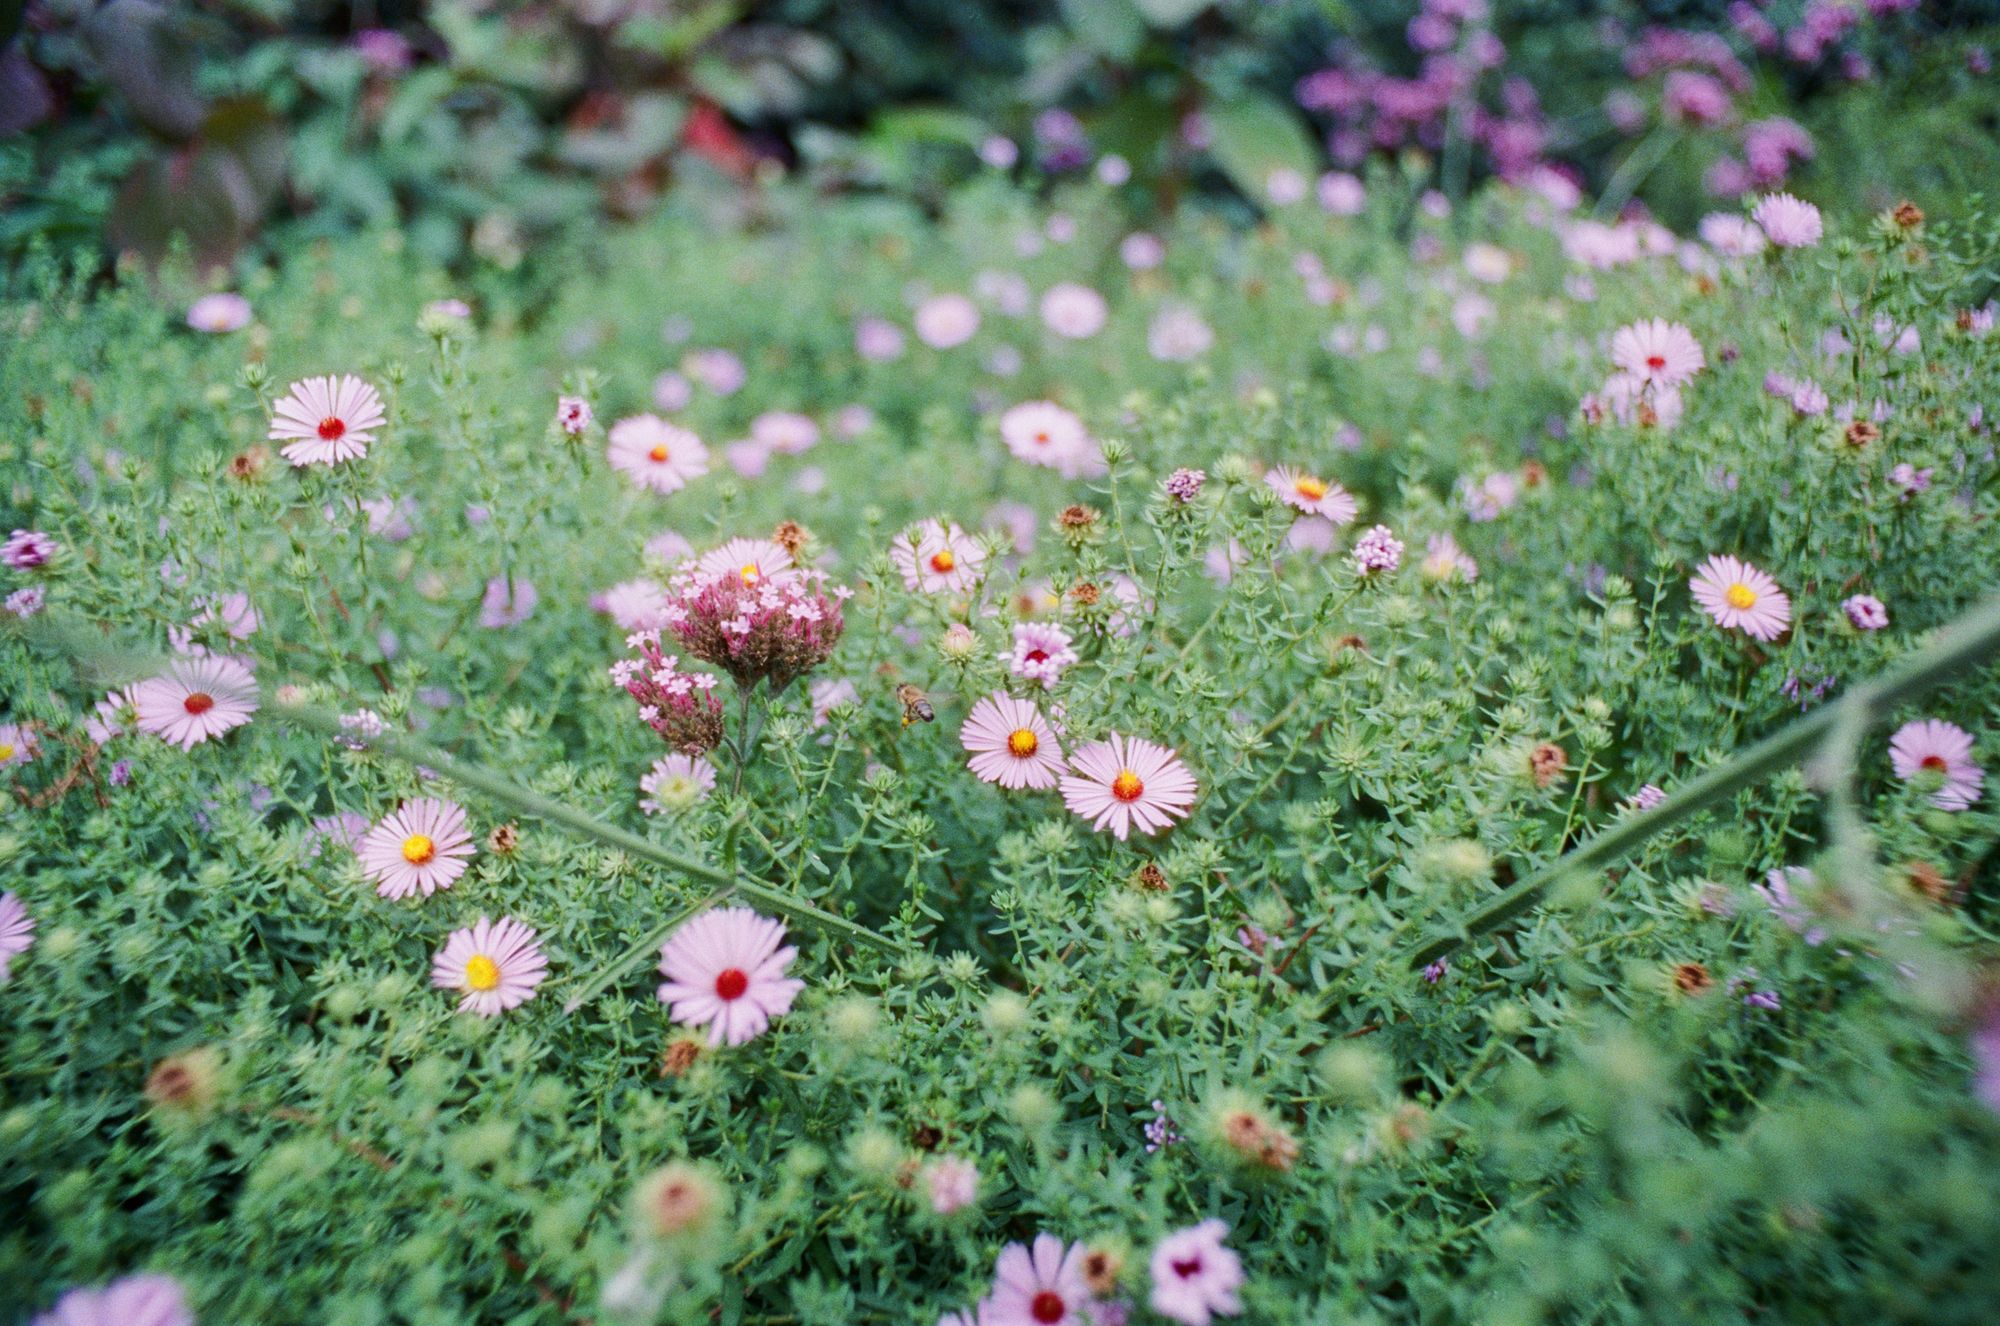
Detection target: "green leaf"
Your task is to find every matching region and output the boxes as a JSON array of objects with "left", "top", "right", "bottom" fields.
[
  {"left": 1059, "top": 0, "right": 1148, "bottom": 60},
  {"left": 1202, "top": 95, "right": 1321, "bottom": 203},
  {"left": 1132, "top": 0, "right": 1212, "bottom": 27}
]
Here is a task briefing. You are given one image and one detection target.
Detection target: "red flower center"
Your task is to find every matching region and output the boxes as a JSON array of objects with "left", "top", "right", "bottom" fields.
[
  {"left": 1920, "top": 754, "right": 1948, "bottom": 771},
  {"left": 714, "top": 968, "right": 749, "bottom": 1000},
  {"left": 1034, "top": 431, "right": 1051, "bottom": 446},
  {"left": 929, "top": 549, "right": 956, "bottom": 573},
  {"left": 1111, "top": 770, "right": 1144, "bottom": 802},
  {"left": 1172, "top": 1255, "right": 1204, "bottom": 1279},
  {"left": 317, "top": 416, "right": 346, "bottom": 440},
  {"left": 1645, "top": 354, "right": 1666, "bottom": 371},
  {"left": 183, "top": 692, "right": 215, "bottom": 715},
  {"left": 1030, "top": 1291, "right": 1067, "bottom": 1323},
  {"left": 1024, "top": 648, "right": 1048, "bottom": 665}
]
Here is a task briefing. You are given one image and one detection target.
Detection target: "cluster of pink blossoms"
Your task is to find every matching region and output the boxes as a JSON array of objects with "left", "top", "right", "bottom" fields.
[
  {"left": 960, "top": 691, "right": 1199, "bottom": 841},
  {"left": 944, "top": 1224, "right": 1243, "bottom": 1326},
  {"left": 659, "top": 538, "right": 849, "bottom": 694},
  {"left": 610, "top": 633, "right": 727, "bottom": 754}
]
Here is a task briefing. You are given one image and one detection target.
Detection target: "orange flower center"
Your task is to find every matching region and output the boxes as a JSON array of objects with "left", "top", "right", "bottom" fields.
[
  {"left": 1111, "top": 770, "right": 1144, "bottom": 802},
  {"left": 714, "top": 968, "right": 749, "bottom": 1000},
  {"left": 649, "top": 444, "right": 670, "bottom": 462},
  {"left": 464, "top": 954, "right": 500, "bottom": 991},
  {"left": 1007, "top": 728, "right": 1038, "bottom": 757},
  {"left": 1724, "top": 583, "right": 1757, "bottom": 610},
  {"left": 183, "top": 692, "right": 215, "bottom": 715},
  {"left": 930, "top": 549, "right": 956, "bottom": 573},
  {"left": 317, "top": 416, "right": 345, "bottom": 440},
  {"left": 1034, "top": 431, "right": 1051, "bottom": 445},
  {"left": 1294, "top": 475, "right": 1328, "bottom": 500},
  {"left": 401, "top": 833, "right": 436, "bottom": 865}
]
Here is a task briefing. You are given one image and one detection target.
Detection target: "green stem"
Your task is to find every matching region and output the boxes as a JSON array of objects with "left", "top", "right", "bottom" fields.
[{"left": 1405, "top": 590, "right": 2000, "bottom": 968}]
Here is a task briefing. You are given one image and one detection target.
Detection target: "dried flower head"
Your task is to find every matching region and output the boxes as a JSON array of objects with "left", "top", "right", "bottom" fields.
[
  {"left": 1670, "top": 961, "right": 1714, "bottom": 996},
  {"left": 144, "top": 1046, "right": 225, "bottom": 1118},
  {"left": 633, "top": 1160, "right": 728, "bottom": 1240},
  {"left": 1529, "top": 742, "right": 1569, "bottom": 788}
]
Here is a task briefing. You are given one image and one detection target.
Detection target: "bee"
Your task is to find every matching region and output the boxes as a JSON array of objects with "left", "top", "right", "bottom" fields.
[{"left": 894, "top": 683, "right": 935, "bottom": 727}]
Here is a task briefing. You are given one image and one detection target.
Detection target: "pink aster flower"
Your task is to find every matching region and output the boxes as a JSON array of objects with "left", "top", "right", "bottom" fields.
[
  {"left": 1420, "top": 533, "right": 1478, "bottom": 583},
  {"left": 269, "top": 375, "right": 386, "bottom": 466},
  {"left": 1843, "top": 594, "right": 1888, "bottom": 631},
  {"left": 961, "top": 691, "right": 1067, "bottom": 790},
  {"left": 0, "top": 723, "right": 37, "bottom": 769},
  {"left": 432, "top": 916, "right": 548, "bottom": 1016},
  {"left": 133, "top": 655, "right": 259, "bottom": 749},
  {"left": 1148, "top": 305, "right": 1214, "bottom": 362},
  {"left": 640, "top": 752, "right": 717, "bottom": 813},
  {"left": 32, "top": 1274, "right": 192, "bottom": 1326},
  {"left": 186, "top": 292, "right": 252, "bottom": 333},
  {"left": 608, "top": 415, "right": 709, "bottom": 495},
  {"left": 1610, "top": 319, "right": 1705, "bottom": 389},
  {"left": 85, "top": 686, "right": 140, "bottom": 744},
  {"left": 1266, "top": 466, "right": 1358, "bottom": 523},
  {"left": 3, "top": 529, "right": 56, "bottom": 570},
  {"left": 1889, "top": 719, "right": 1984, "bottom": 811},
  {"left": 891, "top": 519, "right": 986, "bottom": 593},
  {"left": 656, "top": 906, "right": 805, "bottom": 1047},
  {"left": 922, "top": 1155, "right": 979, "bottom": 1215},
  {"left": 358, "top": 797, "right": 476, "bottom": 899},
  {"left": 1752, "top": 192, "right": 1823, "bottom": 248},
  {"left": 1000, "top": 401, "right": 1101, "bottom": 479},
  {"left": 479, "top": 575, "right": 537, "bottom": 629},
  {"left": 556, "top": 395, "right": 593, "bottom": 435},
  {"left": 1061, "top": 734, "right": 1199, "bottom": 840},
  {"left": 855, "top": 316, "right": 906, "bottom": 362},
  {"left": 0, "top": 889, "right": 34, "bottom": 984},
  {"left": 1689, "top": 554, "right": 1791, "bottom": 641},
  {"left": 598, "top": 578, "right": 671, "bottom": 631},
  {"left": 1009, "top": 621, "right": 1079, "bottom": 688},
  {"left": 1040, "top": 282, "right": 1108, "bottom": 339},
  {"left": 986, "top": 1234, "right": 1091, "bottom": 1326},
  {"left": 690, "top": 536, "right": 794, "bottom": 587},
  {"left": 915, "top": 293, "right": 981, "bottom": 349},
  {"left": 1148, "top": 1221, "right": 1245, "bottom": 1326},
  {"left": 752, "top": 410, "right": 819, "bottom": 455}
]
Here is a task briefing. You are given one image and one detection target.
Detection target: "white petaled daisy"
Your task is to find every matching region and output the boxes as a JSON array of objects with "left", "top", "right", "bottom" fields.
[
  {"left": 960, "top": 691, "right": 1067, "bottom": 790},
  {"left": 358, "top": 797, "right": 476, "bottom": 900},
  {"left": 432, "top": 916, "right": 549, "bottom": 1016},
  {"left": 890, "top": 519, "right": 986, "bottom": 594},
  {"left": 641, "top": 753, "right": 717, "bottom": 813},
  {"left": 656, "top": 906, "right": 805, "bottom": 1046},
  {"left": 1265, "top": 465, "right": 1359, "bottom": 524},
  {"left": 608, "top": 414, "right": 710, "bottom": 494},
  {"left": 269, "top": 375, "right": 387, "bottom": 466}
]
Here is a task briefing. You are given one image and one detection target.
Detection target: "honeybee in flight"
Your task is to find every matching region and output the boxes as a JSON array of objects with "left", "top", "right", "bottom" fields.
[{"left": 894, "top": 683, "right": 935, "bottom": 727}]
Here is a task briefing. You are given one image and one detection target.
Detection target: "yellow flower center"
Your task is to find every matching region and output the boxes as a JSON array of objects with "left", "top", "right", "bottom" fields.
[
  {"left": 0, "top": 743, "right": 13, "bottom": 762},
  {"left": 1111, "top": 770, "right": 1144, "bottom": 802},
  {"left": 464, "top": 954, "right": 501, "bottom": 991},
  {"left": 401, "top": 833, "right": 436, "bottom": 864},
  {"left": 930, "top": 549, "right": 956, "bottom": 573},
  {"left": 1007, "top": 728, "right": 1038, "bottom": 757},
  {"left": 1294, "top": 475, "right": 1328, "bottom": 500},
  {"left": 1724, "top": 583, "right": 1758, "bottom": 610},
  {"left": 648, "top": 444, "right": 670, "bottom": 462},
  {"left": 740, "top": 563, "right": 761, "bottom": 583}
]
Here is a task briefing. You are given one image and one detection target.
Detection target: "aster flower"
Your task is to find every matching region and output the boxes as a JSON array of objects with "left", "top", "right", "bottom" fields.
[
  {"left": 1752, "top": 192, "right": 1823, "bottom": 248},
  {"left": 187, "top": 292, "right": 252, "bottom": 333},
  {"left": 5, "top": 586, "right": 44, "bottom": 617},
  {"left": 1000, "top": 401, "right": 1101, "bottom": 479},
  {"left": 358, "top": 797, "right": 476, "bottom": 899},
  {"left": 0, "top": 890, "right": 34, "bottom": 983},
  {"left": 690, "top": 536, "right": 795, "bottom": 588},
  {"left": 891, "top": 519, "right": 986, "bottom": 594},
  {"left": 1148, "top": 304, "right": 1215, "bottom": 362},
  {"left": 479, "top": 575, "right": 538, "bottom": 629},
  {"left": 0, "top": 723, "right": 37, "bottom": 769},
  {"left": 133, "top": 656, "right": 259, "bottom": 749},
  {"left": 1610, "top": 319, "right": 1705, "bottom": 389},
  {"left": 656, "top": 906, "right": 804, "bottom": 1047},
  {"left": 269, "top": 375, "right": 387, "bottom": 466},
  {"left": 598, "top": 578, "right": 671, "bottom": 631},
  {"left": 1061, "top": 734, "right": 1199, "bottom": 840},
  {"left": 1843, "top": 594, "right": 1888, "bottom": 631},
  {"left": 1889, "top": 719, "right": 1984, "bottom": 811},
  {"left": 1009, "top": 621, "right": 1079, "bottom": 689},
  {"left": 608, "top": 415, "right": 709, "bottom": 495},
  {"left": 686, "top": 348, "right": 746, "bottom": 396},
  {"left": 1352, "top": 525, "right": 1404, "bottom": 575},
  {"left": 1040, "top": 282, "right": 1108, "bottom": 339},
  {"left": 3, "top": 529, "right": 56, "bottom": 570},
  {"left": 914, "top": 293, "right": 981, "bottom": 349},
  {"left": 961, "top": 692, "right": 1067, "bottom": 791},
  {"left": 432, "top": 916, "right": 548, "bottom": 1016},
  {"left": 1689, "top": 555, "right": 1791, "bottom": 641},
  {"left": 1420, "top": 533, "right": 1478, "bottom": 584},
  {"left": 1755, "top": 866, "right": 1828, "bottom": 946},
  {"left": 641, "top": 752, "right": 717, "bottom": 813},
  {"left": 1265, "top": 466, "right": 1358, "bottom": 524},
  {"left": 556, "top": 395, "right": 593, "bottom": 436},
  {"left": 1148, "top": 1221, "right": 1245, "bottom": 1326},
  {"left": 922, "top": 1155, "right": 979, "bottom": 1215},
  {"left": 751, "top": 411, "right": 819, "bottom": 455},
  {"left": 984, "top": 1234, "right": 1091, "bottom": 1326},
  {"left": 31, "top": 1274, "right": 192, "bottom": 1326}
]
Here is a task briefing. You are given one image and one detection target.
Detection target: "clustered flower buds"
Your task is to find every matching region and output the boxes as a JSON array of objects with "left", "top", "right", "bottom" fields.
[
  {"left": 610, "top": 634, "right": 728, "bottom": 753},
  {"left": 661, "top": 559, "right": 848, "bottom": 694}
]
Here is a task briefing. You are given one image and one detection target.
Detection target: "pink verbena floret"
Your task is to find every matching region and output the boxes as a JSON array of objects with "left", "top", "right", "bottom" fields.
[
  {"left": 611, "top": 632, "right": 728, "bottom": 753},
  {"left": 659, "top": 558, "right": 848, "bottom": 694}
]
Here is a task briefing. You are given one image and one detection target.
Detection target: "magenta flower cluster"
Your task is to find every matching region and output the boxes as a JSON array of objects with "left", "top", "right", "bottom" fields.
[
  {"left": 660, "top": 559, "right": 849, "bottom": 695},
  {"left": 609, "top": 634, "right": 728, "bottom": 754}
]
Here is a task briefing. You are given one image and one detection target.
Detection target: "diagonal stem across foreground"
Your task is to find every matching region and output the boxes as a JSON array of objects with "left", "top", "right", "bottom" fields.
[{"left": 1406, "top": 589, "right": 2000, "bottom": 969}]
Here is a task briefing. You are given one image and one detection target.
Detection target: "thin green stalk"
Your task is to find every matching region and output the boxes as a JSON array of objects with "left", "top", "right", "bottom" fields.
[{"left": 1406, "top": 590, "right": 2000, "bottom": 968}]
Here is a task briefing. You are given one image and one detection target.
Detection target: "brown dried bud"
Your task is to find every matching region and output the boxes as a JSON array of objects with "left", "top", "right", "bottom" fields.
[
  {"left": 1079, "top": 1246, "right": 1125, "bottom": 1296},
  {"left": 1892, "top": 201, "right": 1924, "bottom": 230},
  {"left": 1843, "top": 420, "right": 1879, "bottom": 448},
  {"left": 1131, "top": 862, "right": 1168, "bottom": 893},
  {"left": 1068, "top": 581, "right": 1101, "bottom": 607},
  {"left": 660, "top": 1035, "right": 704, "bottom": 1077},
  {"left": 1529, "top": 742, "right": 1568, "bottom": 789},
  {"left": 145, "top": 1046, "right": 224, "bottom": 1118},
  {"left": 770, "top": 520, "right": 809, "bottom": 556},
  {"left": 227, "top": 447, "right": 272, "bottom": 482},
  {"left": 1218, "top": 1106, "right": 1298, "bottom": 1171},
  {"left": 486, "top": 822, "right": 519, "bottom": 855},
  {"left": 1671, "top": 962, "right": 1714, "bottom": 996},
  {"left": 1902, "top": 861, "right": 1952, "bottom": 906},
  {"left": 1519, "top": 460, "right": 1548, "bottom": 489}
]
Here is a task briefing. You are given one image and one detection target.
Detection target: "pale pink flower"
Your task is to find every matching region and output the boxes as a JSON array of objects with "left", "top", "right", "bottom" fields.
[
  {"left": 480, "top": 575, "right": 537, "bottom": 629},
  {"left": 1689, "top": 554, "right": 1791, "bottom": 641},
  {"left": 1121, "top": 232, "right": 1165, "bottom": 269},
  {"left": 1039, "top": 282, "right": 1108, "bottom": 339},
  {"left": 31, "top": 1274, "right": 192, "bottom": 1326},
  {"left": 0, "top": 723, "right": 37, "bottom": 769},
  {"left": 1599, "top": 371, "right": 1684, "bottom": 430},
  {"left": 656, "top": 907, "right": 805, "bottom": 1046},
  {"left": 3, "top": 529, "right": 55, "bottom": 570},
  {"left": 85, "top": 686, "right": 140, "bottom": 744},
  {"left": 1001, "top": 401, "right": 1101, "bottom": 479},
  {"left": 752, "top": 411, "right": 819, "bottom": 455},
  {"left": 1148, "top": 1220, "right": 1245, "bottom": 1326},
  {"left": 432, "top": 916, "right": 548, "bottom": 1016},
  {"left": 915, "top": 293, "right": 981, "bottom": 348},
  {"left": 1061, "top": 734, "right": 1199, "bottom": 840},
  {"left": 1318, "top": 171, "right": 1366, "bottom": 215},
  {"left": 810, "top": 677, "right": 860, "bottom": 727},
  {"left": 691, "top": 536, "right": 794, "bottom": 587},
  {"left": 1420, "top": 533, "right": 1478, "bottom": 583},
  {"left": 269, "top": 375, "right": 386, "bottom": 466},
  {"left": 891, "top": 519, "right": 986, "bottom": 593},
  {"left": 1009, "top": 622, "right": 1079, "bottom": 688},
  {"left": 685, "top": 348, "right": 746, "bottom": 395},
  {"left": 134, "top": 656, "right": 259, "bottom": 749},
  {"left": 985, "top": 1234, "right": 1091, "bottom": 1326},
  {"left": 1842, "top": 594, "right": 1888, "bottom": 631},
  {"left": 608, "top": 415, "right": 709, "bottom": 494},
  {"left": 961, "top": 691, "right": 1067, "bottom": 790},
  {"left": 1752, "top": 192, "right": 1823, "bottom": 248},
  {"left": 1265, "top": 466, "right": 1358, "bottom": 523},
  {"left": 1148, "top": 305, "right": 1215, "bottom": 362},
  {"left": 358, "top": 797, "right": 476, "bottom": 899},
  {"left": 1610, "top": 319, "right": 1705, "bottom": 389},
  {"left": 922, "top": 1155, "right": 979, "bottom": 1215},
  {"left": 186, "top": 292, "right": 251, "bottom": 333},
  {"left": 1698, "top": 213, "right": 1767, "bottom": 257},
  {"left": 598, "top": 578, "right": 671, "bottom": 631},
  {"left": 556, "top": 395, "right": 593, "bottom": 435},
  {"left": 0, "top": 889, "right": 34, "bottom": 984},
  {"left": 1265, "top": 167, "right": 1308, "bottom": 206},
  {"left": 646, "top": 529, "right": 695, "bottom": 565},
  {"left": 640, "top": 752, "right": 717, "bottom": 813},
  {"left": 855, "top": 316, "right": 906, "bottom": 362},
  {"left": 1889, "top": 719, "right": 1983, "bottom": 811}
]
